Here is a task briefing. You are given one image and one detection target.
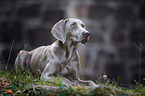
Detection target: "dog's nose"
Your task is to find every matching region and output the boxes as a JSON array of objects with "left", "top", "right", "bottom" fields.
[{"left": 83, "top": 31, "right": 90, "bottom": 38}]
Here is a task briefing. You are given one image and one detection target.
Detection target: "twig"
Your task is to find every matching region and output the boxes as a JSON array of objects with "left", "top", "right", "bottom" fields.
[
  {"left": 0, "top": 51, "right": 7, "bottom": 65},
  {"left": 134, "top": 42, "right": 142, "bottom": 84},
  {"left": 138, "top": 42, "right": 142, "bottom": 84},
  {"left": 6, "top": 39, "right": 15, "bottom": 70}
]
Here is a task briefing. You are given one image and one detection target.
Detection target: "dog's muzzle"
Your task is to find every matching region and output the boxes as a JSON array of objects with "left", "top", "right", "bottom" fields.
[{"left": 81, "top": 31, "right": 90, "bottom": 44}]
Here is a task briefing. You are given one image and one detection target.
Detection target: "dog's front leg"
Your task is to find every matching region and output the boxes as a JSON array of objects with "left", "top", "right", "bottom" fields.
[
  {"left": 77, "top": 78, "right": 99, "bottom": 87},
  {"left": 40, "top": 62, "right": 77, "bottom": 86}
]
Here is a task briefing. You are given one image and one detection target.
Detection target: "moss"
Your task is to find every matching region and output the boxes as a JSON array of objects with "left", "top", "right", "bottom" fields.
[{"left": 35, "top": 85, "right": 130, "bottom": 96}]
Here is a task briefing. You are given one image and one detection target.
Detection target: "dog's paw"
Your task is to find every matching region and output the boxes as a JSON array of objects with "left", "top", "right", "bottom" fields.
[{"left": 89, "top": 81, "right": 99, "bottom": 88}]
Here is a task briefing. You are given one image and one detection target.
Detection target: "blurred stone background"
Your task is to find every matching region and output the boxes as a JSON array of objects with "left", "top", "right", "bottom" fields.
[{"left": 0, "top": 0, "right": 145, "bottom": 86}]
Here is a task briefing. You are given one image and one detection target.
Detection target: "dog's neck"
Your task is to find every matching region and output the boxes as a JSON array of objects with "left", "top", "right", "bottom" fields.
[
  {"left": 59, "top": 39, "right": 77, "bottom": 51},
  {"left": 57, "top": 37, "right": 78, "bottom": 61},
  {"left": 64, "top": 39, "right": 78, "bottom": 63}
]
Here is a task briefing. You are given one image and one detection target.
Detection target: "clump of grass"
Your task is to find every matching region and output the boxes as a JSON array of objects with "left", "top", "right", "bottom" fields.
[
  {"left": 97, "top": 74, "right": 145, "bottom": 95},
  {"left": 0, "top": 70, "right": 131, "bottom": 95},
  {"left": 0, "top": 70, "right": 39, "bottom": 95},
  {"left": 0, "top": 69, "right": 62, "bottom": 95},
  {"left": 1, "top": 68, "right": 145, "bottom": 95}
]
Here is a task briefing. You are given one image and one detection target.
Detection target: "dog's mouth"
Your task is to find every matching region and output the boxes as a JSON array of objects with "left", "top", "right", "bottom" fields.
[
  {"left": 81, "top": 38, "right": 89, "bottom": 44},
  {"left": 72, "top": 34, "right": 90, "bottom": 44}
]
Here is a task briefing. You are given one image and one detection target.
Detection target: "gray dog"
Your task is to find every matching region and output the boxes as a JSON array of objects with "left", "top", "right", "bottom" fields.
[{"left": 15, "top": 18, "right": 97, "bottom": 87}]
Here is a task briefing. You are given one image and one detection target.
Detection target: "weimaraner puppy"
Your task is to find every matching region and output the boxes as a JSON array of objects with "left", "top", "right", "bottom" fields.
[{"left": 15, "top": 18, "right": 97, "bottom": 87}]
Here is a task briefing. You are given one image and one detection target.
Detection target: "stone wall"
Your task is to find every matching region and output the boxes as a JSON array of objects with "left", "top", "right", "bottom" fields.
[{"left": 0, "top": 0, "right": 145, "bottom": 85}]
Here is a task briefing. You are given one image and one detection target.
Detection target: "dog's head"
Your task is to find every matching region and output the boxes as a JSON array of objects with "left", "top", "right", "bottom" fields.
[{"left": 51, "top": 18, "right": 90, "bottom": 44}]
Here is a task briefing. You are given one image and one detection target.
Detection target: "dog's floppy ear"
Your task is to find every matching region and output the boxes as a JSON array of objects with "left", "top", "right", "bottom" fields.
[{"left": 51, "top": 19, "right": 68, "bottom": 44}]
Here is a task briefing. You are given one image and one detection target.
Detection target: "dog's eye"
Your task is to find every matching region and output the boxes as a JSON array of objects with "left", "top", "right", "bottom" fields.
[
  {"left": 81, "top": 24, "right": 85, "bottom": 28},
  {"left": 70, "top": 23, "right": 76, "bottom": 28}
]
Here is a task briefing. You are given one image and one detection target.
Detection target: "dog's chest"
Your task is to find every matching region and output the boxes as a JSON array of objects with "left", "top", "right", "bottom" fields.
[
  {"left": 59, "top": 61, "right": 78, "bottom": 75},
  {"left": 60, "top": 65, "right": 69, "bottom": 74}
]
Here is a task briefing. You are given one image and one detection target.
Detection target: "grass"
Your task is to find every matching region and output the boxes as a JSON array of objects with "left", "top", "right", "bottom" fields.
[
  {"left": 0, "top": 70, "right": 62, "bottom": 95},
  {"left": 0, "top": 69, "right": 145, "bottom": 95}
]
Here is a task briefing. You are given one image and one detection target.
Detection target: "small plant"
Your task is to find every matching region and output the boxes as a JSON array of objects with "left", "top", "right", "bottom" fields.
[
  {"left": 99, "top": 74, "right": 111, "bottom": 84},
  {"left": 134, "top": 80, "right": 145, "bottom": 95},
  {"left": 98, "top": 74, "right": 121, "bottom": 90}
]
